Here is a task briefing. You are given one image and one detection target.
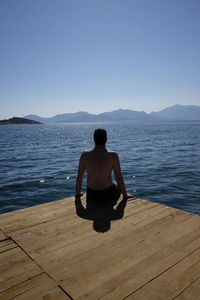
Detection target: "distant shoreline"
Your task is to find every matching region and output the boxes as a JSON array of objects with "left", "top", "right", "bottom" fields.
[
  {"left": 1, "top": 119, "right": 200, "bottom": 126},
  {"left": 0, "top": 117, "right": 42, "bottom": 125}
]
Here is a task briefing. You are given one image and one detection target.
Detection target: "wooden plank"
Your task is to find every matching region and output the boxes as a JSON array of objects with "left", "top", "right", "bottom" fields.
[
  {"left": 0, "top": 239, "right": 18, "bottom": 253},
  {"left": 14, "top": 206, "right": 169, "bottom": 261},
  {"left": 53, "top": 214, "right": 199, "bottom": 284},
  {"left": 0, "top": 230, "right": 7, "bottom": 241},
  {"left": 88, "top": 232, "right": 200, "bottom": 300},
  {"left": 174, "top": 277, "right": 200, "bottom": 300},
  {"left": 0, "top": 273, "right": 71, "bottom": 300},
  {"left": 35, "top": 206, "right": 191, "bottom": 281},
  {"left": 126, "top": 249, "right": 200, "bottom": 300},
  {"left": 60, "top": 223, "right": 200, "bottom": 299},
  {"left": 0, "top": 197, "right": 75, "bottom": 234},
  {"left": 0, "top": 242, "right": 43, "bottom": 293},
  {"left": 0, "top": 197, "right": 152, "bottom": 234},
  {"left": 7, "top": 199, "right": 164, "bottom": 259},
  {"left": 96, "top": 217, "right": 200, "bottom": 300},
  {"left": 9, "top": 216, "right": 91, "bottom": 259},
  {"left": 34, "top": 208, "right": 175, "bottom": 266},
  {"left": 0, "top": 197, "right": 199, "bottom": 300},
  {"left": 114, "top": 199, "right": 161, "bottom": 219}
]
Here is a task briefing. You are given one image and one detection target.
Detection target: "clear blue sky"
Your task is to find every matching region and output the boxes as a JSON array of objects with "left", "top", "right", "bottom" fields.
[{"left": 0, "top": 0, "right": 200, "bottom": 118}]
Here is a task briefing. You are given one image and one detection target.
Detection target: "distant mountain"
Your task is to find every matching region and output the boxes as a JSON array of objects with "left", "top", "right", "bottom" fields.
[
  {"left": 0, "top": 117, "right": 42, "bottom": 125},
  {"left": 24, "top": 112, "right": 99, "bottom": 123},
  {"left": 24, "top": 109, "right": 153, "bottom": 123},
  {"left": 24, "top": 105, "right": 200, "bottom": 123},
  {"left": 23, "top": 114, "right": 47, "bottom": 123},
  {"left": 98, "top": 109, "right": 154, "bottom": 121},
  {"left": 150, "top": 104, "right": 200, "bottom": 120}
]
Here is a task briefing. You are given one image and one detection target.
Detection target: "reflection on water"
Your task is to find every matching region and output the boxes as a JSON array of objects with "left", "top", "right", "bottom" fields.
[{"left": 0, "top": 122, "right": 200, "bottom": 214}]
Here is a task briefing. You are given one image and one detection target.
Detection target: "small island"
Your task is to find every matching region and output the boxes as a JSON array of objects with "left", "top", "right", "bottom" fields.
[{"left": 0, "top": 117, "right": 42, "bottom": 125}]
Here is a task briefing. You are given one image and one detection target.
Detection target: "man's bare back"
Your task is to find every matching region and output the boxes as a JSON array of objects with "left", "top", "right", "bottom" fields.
[
  {"left": 75, "top": 128, "right": 132, "bottom": 200},
  {"left": 80, "top": 146, "right": 118, "bottom": 190},
  {"left": 76, "top": 128, "right": 132, "bottom": 199}
]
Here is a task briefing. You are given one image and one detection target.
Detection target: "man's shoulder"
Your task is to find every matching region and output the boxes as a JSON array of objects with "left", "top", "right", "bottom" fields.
[
  {"left": 107, "top": 150, "right": 119, "bottom": 158},
  {"left": 107, "top": 149, "right": 116, "bottom": 154},
  {"left": 83, "top": 148, "right": 93, "bottom": 153},
  {"left": 81, "top": 149, "right": 93, "bottom": 156}
]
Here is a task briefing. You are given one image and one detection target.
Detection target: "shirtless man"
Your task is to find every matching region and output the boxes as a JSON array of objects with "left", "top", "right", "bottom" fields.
[{"left": 75, "top": 128, "right": 132, "bottom": 203}]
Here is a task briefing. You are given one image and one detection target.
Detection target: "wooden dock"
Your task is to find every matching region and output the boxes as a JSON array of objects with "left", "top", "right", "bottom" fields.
[{"left": 0, "top": 196, "right": 200, "bottom": 300}]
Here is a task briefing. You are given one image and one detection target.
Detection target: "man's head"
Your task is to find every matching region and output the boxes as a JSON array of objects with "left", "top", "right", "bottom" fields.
[{"left": 94, "top": 128, "right": 107, "bottom": 145}]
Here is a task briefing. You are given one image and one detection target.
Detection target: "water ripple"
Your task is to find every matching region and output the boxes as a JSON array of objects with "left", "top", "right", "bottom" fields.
[{"left": 0, "top": 122, "right": 200, "bottom": 214}]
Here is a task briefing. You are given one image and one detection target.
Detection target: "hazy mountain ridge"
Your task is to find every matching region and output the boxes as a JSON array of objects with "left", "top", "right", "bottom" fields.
[
  {"left": 150, "top": 104, "right": 200, "bottom": 120},
  {"left": 24, "top": 105, "right": 200, "bottom": 123}
]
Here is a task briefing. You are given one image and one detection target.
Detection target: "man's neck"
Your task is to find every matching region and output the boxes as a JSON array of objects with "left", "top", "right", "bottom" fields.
[{"left": 94, "top": 144, "right": 106, "bottom": 151}]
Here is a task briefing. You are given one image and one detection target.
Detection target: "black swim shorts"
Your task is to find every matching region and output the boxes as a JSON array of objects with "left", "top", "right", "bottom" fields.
[{"left": 86, "top": 183, "right": 121, "bottom": 203}]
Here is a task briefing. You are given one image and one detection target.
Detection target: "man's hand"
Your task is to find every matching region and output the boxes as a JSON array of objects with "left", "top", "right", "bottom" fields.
[
  {"left": 123, "top": 193, "right": 134, "bottom": 200},
  {"left": 75, "top": 193, "right": 83, "bottom": 200}
]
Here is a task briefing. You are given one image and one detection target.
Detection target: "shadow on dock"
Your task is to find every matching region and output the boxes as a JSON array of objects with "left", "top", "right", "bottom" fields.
[{"left": 75, "top": 197, "right": 128, "bottom": 233}]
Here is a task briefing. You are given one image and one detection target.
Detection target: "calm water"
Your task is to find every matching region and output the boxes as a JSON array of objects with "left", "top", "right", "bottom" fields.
[{"left": 0, "top": 122, "right": 200, "bottom": 214}]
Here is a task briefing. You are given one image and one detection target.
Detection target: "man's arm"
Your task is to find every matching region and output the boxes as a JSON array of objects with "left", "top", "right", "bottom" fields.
[
  {"left": 75, "top": 153, "right": 85, "bottom": 198},
  {"left": 113, "top": 153, "right": 132, "bottom": 199}
]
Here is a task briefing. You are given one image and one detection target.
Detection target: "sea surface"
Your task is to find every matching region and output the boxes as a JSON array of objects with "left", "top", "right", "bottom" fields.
[{"left": 0, "top": 122, "right": 200, "bottom": 214}]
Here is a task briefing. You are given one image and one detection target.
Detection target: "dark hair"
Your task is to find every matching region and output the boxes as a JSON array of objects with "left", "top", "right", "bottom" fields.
[{"left": 94, "top": 128, "right": 107, "bottom": 145}]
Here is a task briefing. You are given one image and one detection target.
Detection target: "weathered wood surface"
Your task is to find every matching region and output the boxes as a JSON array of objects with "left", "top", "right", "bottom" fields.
[
  {"left": 0, "top": 230, "right": 7, "bottom": 241},
  {"left": 0, "top": 196, "right": 200, "bottom": 300},
  {"left": 0, "top": 239, "right": 70, "bottom": 300}
]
